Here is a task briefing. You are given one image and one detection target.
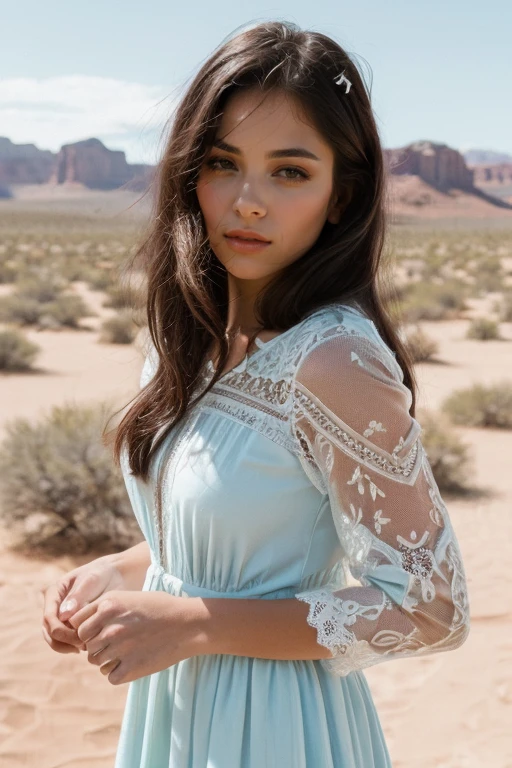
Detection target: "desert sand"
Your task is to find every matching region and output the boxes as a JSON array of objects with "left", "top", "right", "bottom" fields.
[{"left": 1, "top": 208, "right": 511, "bottom": 765}]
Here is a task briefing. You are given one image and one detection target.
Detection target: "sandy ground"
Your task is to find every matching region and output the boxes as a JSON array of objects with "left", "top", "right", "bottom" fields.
[
  {"left": 1, "top": 272, "right": 512, "bottom": 766},
  {"left": 389, "top": 175, "right": 512, "bottom": 221},
  {"left": 0, "top": 283, "right": 144, "bottom": 434}
]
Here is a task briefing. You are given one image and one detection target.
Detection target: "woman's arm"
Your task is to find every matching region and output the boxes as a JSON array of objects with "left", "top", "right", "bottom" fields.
[
  {"left": 188, "top": 596, "right": 333, "bottom": 660},
  {"left": 186, "top": 330, "right": 471, "bottom": 672},
  {"left": 103, "top": 540, "right": 152, "bottom": 592},
  {"left": 285, "top": 332, "right": 470, "bottom": 677}
]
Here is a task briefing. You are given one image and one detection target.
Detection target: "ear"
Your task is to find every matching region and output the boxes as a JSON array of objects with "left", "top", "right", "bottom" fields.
[{"left": 327, "top": 187, "right": 352, "bottom": 225}]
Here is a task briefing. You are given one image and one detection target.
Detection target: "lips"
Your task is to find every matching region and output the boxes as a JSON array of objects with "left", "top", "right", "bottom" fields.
[{"left": 225, "top": 231, "right": 271, "bottom": 243}]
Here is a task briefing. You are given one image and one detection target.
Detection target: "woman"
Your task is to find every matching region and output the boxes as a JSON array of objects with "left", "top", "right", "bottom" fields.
[{"left": 42, "top": 20, "right": 471, "bottom": 767}]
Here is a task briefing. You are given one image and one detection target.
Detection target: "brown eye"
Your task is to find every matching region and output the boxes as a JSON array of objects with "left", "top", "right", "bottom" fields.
[
  {"left": 204, "top": 157, "right": 310, "bottom": 182},
  {"left": 277, "top": 166, "right": 310, "bottom": 182},
  {"left": 206, "top": 157, "right": 234, "bottom": 171}
]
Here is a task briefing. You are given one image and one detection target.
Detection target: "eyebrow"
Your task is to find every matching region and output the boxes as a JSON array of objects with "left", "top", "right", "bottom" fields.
[{"left": 212, "top": 138, "right": 320, "bottom": 161}]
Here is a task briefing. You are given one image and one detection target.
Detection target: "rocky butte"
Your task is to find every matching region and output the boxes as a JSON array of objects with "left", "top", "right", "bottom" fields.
[
  {"left": 384, "top": 140, "right": 475, "bottom": 191},
  {"left": 0, "top": 137, "right": 55, "bottom": 185},
  {"left": 0, "top": 136, "right": 153, "bottom": 192},
  {"left": 50, "top": 138, "right": 152, "bottom": 190}
]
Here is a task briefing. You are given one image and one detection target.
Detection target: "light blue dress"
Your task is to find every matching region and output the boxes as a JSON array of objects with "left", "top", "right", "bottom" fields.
[{"left": 115, "top": 302, "right": 470, "bottom": 767}]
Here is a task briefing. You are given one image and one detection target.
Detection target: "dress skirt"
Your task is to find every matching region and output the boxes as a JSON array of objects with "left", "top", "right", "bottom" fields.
[{"left": 114, "top": 562, "right": 392, "bottom": 768}]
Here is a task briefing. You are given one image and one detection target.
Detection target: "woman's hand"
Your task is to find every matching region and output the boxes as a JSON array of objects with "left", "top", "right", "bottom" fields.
[
  {"left": 68, "top": 590, "right": 204, "bottom": 685},
  {"left": 41, "top": 557, "right": 127, "bottom": 655}
]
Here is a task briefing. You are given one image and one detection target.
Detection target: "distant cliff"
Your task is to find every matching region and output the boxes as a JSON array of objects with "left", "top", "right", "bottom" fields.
[
  {"left": 463, "top": 150, "right": 512, "bottom": 201},
  {"left": 0, "top": 136, "right": 154, "bottom": 191},
  {"left": 50, "top": 138, "right": 153, "bottom": 190},
  {"left": 470, "top": 163, "right": 512, "bottom": 185},
  {"left": 384, "top": 141, "right": 475, "bottom": 192},
  {"left": 0, "top": 137, "right": 55, "bottom": 184}
]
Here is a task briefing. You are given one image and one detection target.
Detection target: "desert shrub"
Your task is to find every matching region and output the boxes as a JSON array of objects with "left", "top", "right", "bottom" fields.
[
  {"left": 103, "top": 282, "right": 145, "bottom": 311},
  {"left": 497, "top": 292, "right": 512, "bottom": 323},
  {"left": 466, "top": 317, "right": 501, "bottom": 340},
  {"left": 441, "top": 381, "right": 512, "bottom": 428},
  {"left": 400, "top": 280, "right": 469, "bottom": 322},
  {"left": 83, "top": 267, "right": 114, "bottom": 291},
  {"left": 0, "top": 294, "right": 42, "bottom": 325},
  {"left": 16, "top": 275, "right": 67, "bottom": 303},
  {"left": 99, "top": 311, "right": 137, "bottom": 344},
  {"left": 40, "top": 293, "right": 93, "bottom": 328},
  {"left": 0, "top": 258, "right": 18, "bottom": 283},
  {"left": 404, "top": 325, "right": 439, "bottom": 362},
  {"left": 0, "top": 328, "right": 41, "bottom": 371},
  {"left": 467, "top": 255, "right": 505, "bottom": 294},
  {"left": 421, "top": 247, "right": 452, "bottom": 281},
  {"left": 0, "top": 283, "right": 92, "bottom": 328},
  {"left": 0, "top": 401, "right": 143, "bottom": 555},
  {"left": 36, "top": 314, "right": 64, "bottom": 330},
  {"left": 58, "top": 262, "right": 88, "bottom": 283},
  {"left": 418, "top": 408, "right": 473, "bottom": 493}
]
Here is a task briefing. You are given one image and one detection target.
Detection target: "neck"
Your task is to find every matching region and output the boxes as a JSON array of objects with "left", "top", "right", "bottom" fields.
[{"left": 225, "top": 272, "right": 274, "bottom": 335}]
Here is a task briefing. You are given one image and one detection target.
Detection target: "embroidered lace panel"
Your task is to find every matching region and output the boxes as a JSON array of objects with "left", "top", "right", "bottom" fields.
[{"left": 291, "top": 329, "right": 470, "bottom": 677}]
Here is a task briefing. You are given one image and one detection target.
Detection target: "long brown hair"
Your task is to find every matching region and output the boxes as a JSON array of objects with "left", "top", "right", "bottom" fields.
[{"left": 106, "top": 20, "right": 417, "bottom": 497}]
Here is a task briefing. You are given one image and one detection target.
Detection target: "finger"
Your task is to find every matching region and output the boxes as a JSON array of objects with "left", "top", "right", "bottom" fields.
[
  {"left": 44, "top": 610, "right": 85, "bottom": 648},
  {"left": 43, "top": 581, "right": 83, "bottom": 646},
  {"left": 87, "top": 643, "right": 111, "bottom": 667},
  {"left": 68, "top": 600, "right": 98, "bottom": 631},
  {"left": 43, "top": 574, "right": 77, "bottom": 619},
  {"left": 41, "top": 623, "right": 79, "bottom": 654},
  {"left": 43, "top": 582, "right": 68, "bottom": 624},
  {"left": 76, "top": 615, "right": 103, "bottom": 645},
  {"left": 100, "top": 657, "right": 121, "bottom": 677},
  {"left": 41, "top": 571, "right": 93, "bottom": 651},
  {"left": 58, "top": 597, "right": 79, "bottom": 621},
  {"left": 59, "top": 570, "right": 116, "bottom": 622},
  {"left": 58, "top": 592, "right": 90, "bottom": 621},
  {"left": 85, "top": 633, "right": 111, "bottom": 657},
  {"left": 41, "top": 573, "right": 76, "bottom": 600}
]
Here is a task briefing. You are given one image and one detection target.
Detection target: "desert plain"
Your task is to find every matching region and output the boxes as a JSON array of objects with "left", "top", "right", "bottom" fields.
[{"left": 0, "top": 183, "right": 511, "bottom": 767}]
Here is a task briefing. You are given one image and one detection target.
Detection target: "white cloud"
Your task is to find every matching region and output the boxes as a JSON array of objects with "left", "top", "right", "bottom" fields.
[{"left": 0, "top": 75, "right": 181, "bottom": 164}]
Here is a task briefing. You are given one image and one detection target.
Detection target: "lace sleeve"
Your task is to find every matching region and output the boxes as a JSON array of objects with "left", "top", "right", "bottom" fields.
[
  {"left": 291, "top": 330, "right": 471, "bottom": 677},
  {"left": 139, "top": 334, "right": 159, "bottom": 389}
]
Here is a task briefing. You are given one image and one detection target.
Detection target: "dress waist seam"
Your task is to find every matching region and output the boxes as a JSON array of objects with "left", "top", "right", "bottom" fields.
[{"left": 145, "top": 561, "right": 302, "bottom": 600}]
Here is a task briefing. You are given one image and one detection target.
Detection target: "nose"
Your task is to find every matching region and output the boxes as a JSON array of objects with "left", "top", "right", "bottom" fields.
[{"left": 233, "top": 181, "right": 266, "bottom": 218}]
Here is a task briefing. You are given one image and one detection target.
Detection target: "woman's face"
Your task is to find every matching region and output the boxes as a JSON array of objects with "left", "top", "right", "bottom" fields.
[{"left": 196, "top": 87, "right": 342, "bottom": 284}]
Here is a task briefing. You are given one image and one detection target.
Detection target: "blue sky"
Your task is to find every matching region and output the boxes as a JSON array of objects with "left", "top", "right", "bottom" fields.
[{"left": 2, "top": 1, "right": 510, "bottom": 163}]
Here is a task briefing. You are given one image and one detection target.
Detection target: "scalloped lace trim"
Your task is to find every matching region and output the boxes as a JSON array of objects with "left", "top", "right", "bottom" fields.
[{"left": 295, "top": 588, "right": 392, "bottom": 656}]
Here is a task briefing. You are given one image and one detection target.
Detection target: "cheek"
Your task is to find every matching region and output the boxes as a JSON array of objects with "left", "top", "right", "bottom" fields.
[
  {"left": 280, "top": 189, "right": 331, "bottom": 238},
  {"left": 196, "top": 180, "right": 226, "bottom": 227}
]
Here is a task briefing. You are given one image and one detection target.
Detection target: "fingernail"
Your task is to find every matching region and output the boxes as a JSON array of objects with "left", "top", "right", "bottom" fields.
[{"left": 60, "top": 599, "right": 77, "bottom": 615}]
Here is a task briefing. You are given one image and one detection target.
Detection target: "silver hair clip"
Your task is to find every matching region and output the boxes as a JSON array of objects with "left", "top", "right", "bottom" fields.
[{"left": 334, "top": 70, "right": 352, "bottom": 94}]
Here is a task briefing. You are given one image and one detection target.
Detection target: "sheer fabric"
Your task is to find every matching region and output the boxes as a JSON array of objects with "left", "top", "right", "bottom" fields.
[{"left": 291, "top": 332, "right": 470, "bottom": 677}]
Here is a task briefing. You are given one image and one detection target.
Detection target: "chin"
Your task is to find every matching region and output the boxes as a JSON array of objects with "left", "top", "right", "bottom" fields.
[
  {"left": 221, "top": 257, "right": 277, "bottom": 281},
  {"left": 226, "top": 266, "right": 275, "bottom": 281}
]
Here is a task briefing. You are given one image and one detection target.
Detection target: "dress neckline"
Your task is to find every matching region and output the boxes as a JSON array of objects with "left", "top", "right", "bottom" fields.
[
  {"left": 206, "top": 323, "right": 297, "bottom": 381},
  {"left": 205, "top": 302, "right": 364, "bottom": 382},
  {"left": 205, "top": 309, "right": 323, "bottom": 381}
]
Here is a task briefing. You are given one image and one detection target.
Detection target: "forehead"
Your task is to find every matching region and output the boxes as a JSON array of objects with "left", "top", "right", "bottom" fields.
[{"left": 215, "top": 88, "right": 331, "bottom": 157}]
